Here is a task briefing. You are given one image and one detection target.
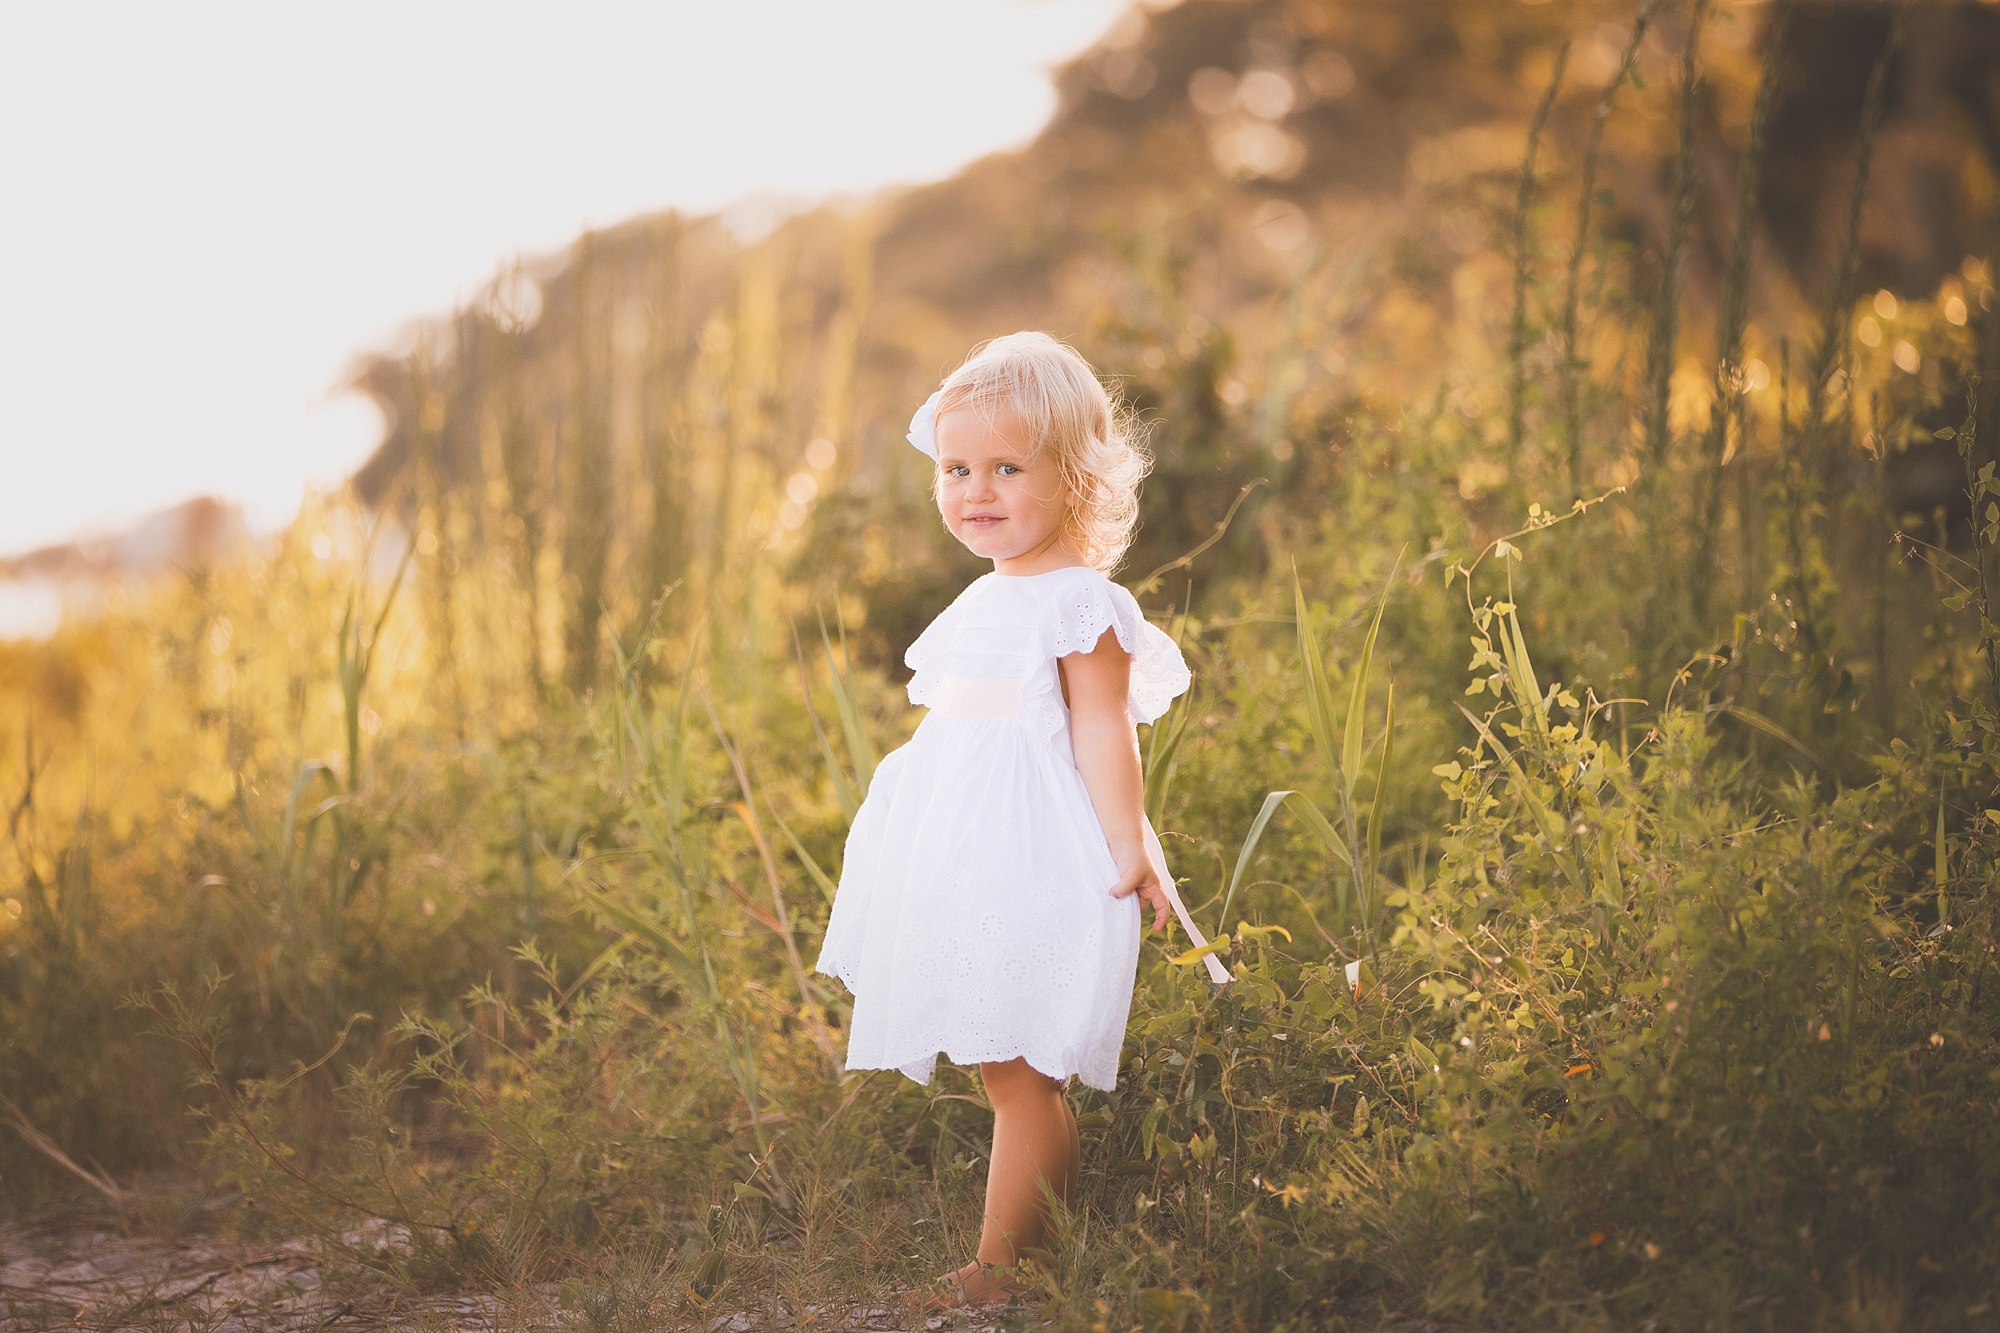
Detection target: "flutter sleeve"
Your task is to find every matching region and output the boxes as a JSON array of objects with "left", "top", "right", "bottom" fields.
[
  {"left": 1041, "top": 570, "right": 1192, "bottom": 728},
  {"left": 903, "top": 591, "right": 968, "bottom": 708}
]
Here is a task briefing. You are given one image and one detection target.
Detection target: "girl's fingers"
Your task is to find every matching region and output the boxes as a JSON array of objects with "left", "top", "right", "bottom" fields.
[
  {"left": 1109, "top": 866, "right": 1147, "bottom": 898},
  {"left": 1112, "top": 868, "right": 1168, "bottom": 928},
  {"left": 1110, "top": 864, "right": 1169, "bottom": 931},
  {"left": 1117, "top": 876, "right": 1170, "bottom": 933}
]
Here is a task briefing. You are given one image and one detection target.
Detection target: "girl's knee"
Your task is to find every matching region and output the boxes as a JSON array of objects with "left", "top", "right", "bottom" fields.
[{"left": 980, "top": 1058, "right": 1061, "bottom": 1105}]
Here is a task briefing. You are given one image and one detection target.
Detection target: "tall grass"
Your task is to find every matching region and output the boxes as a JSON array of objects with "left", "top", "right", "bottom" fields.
[
  {"left": 1555, "top": 2, "right": 1658, "bottom": 497},
  {"left": 1507, "top": 39, "right": 1570, "bottom": 473},
  {"left": 1686, "top": 3, "right": 1785, "bottom": 627},
  {"left": 1642, "top": 3, "right": 1704, "bottom": 470}
]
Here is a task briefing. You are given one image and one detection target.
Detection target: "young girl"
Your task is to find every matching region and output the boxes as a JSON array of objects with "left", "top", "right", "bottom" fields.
[{"left": 815, "top": 332, "right": 1227, "bottom": 1307}]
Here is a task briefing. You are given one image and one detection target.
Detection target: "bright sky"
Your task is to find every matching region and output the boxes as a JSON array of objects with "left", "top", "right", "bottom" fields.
[{"left": 0, "top": 0, "right": 1128, "bottom": 557}]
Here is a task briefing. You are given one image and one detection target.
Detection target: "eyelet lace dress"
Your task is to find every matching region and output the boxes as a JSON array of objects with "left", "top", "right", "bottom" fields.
[{"left": 815, "top": 565, "right": 1219, "bottom": 1092}]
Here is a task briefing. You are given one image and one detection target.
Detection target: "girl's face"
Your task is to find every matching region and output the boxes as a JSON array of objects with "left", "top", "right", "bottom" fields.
[{"left": 934, "top": 406, "right": 1078, "bottom": 574}]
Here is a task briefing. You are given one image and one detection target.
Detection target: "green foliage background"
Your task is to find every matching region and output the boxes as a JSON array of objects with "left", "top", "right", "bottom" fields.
[{"left": 5, "top": 1, "right": 2000, "bottom": 1328}]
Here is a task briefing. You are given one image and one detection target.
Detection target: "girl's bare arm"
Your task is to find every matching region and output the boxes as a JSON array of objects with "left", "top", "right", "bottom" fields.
[{"left": 1060, "top": 627, "right": 1171, "bottom": 933}]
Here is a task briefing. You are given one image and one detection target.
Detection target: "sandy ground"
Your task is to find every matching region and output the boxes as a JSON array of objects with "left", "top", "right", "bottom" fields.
[
  {"left": 3, "top": 1220, "right": 350, "bottom": 1331},
  {"left": 0, "top": 1218, "right": 1012, "bottom": 1333},
  {"left": 0, "top": 1219, "right": 490, "bottom": 1332}
]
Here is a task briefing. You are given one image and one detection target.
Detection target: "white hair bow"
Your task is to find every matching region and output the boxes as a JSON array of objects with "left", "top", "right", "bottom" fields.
[{"left": 906, "top": 389, "right": 943, "bottom": 461}]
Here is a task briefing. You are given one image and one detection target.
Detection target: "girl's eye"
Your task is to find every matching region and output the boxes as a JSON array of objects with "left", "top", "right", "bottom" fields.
[
  {"left": 998, "top": 464, "right": 1021, "bottom": 476},
  {"left": 946, "top": 465, "right": 969, "bottom": 477}
]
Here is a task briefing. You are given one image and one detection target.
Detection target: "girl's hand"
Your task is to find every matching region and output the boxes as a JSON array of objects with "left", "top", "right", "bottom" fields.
[{"left": 1109, "top": 849, "right": 1170, "bottom": 934}]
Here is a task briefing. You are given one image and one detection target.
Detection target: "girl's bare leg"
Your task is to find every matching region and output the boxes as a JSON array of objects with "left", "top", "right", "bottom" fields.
[{"left": 944, "top": 1057, "right": 1080, "bottom": 1303}]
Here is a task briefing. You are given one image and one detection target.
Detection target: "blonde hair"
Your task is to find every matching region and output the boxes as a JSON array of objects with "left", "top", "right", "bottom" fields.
[{"left": 933, "top": 332, "right": 1151, "bottom": 573}]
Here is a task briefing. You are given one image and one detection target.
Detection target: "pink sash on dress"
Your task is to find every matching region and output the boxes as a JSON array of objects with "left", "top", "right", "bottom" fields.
[
  {"left": 1143, "top": 820, "right": 1231, "bottom": 985},
  {"left": 934, "top": 674, "right": 1023, "bottom": 720}
]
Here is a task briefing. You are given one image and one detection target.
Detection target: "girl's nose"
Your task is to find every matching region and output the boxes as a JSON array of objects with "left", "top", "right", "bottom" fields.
[{"left": 965, "top": 470, "right": 997, "bottom": 500}]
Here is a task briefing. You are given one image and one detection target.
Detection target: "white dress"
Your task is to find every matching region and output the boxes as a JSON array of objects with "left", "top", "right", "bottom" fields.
[{"left": 814, "top": 565, "right": 1194, "bottom": 1091}]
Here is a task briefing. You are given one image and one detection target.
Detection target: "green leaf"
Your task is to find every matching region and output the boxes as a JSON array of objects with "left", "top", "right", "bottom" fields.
[
  {"left": 1288, "top": 796, "right": 1357, "bottom": 871},
  {"left": 1220, "top": 790, "right": 1352, "bottom": 928},
  {"left": 1169, "top": 937, "right": 1232, "bottom": 967},
  {"left": 1499, "top": 609, "right": 1546, "bottom": 734},
  {"left": 1596, "top": 820, "right": 1624, "bottom": 904},
  {"left": 1456, "top": 705, "right": 1585, "bottom": 894}
]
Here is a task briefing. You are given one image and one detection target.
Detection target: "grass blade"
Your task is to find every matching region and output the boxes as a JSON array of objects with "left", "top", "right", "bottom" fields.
[
  {"left": 1144, "top": 689, "right": 1195, "bottom": 828},
  {"left": 1937, "top": 782, "right": 1950, "bottom": 929},
  {"left": 774, "top": 810, "right": 839, "bottom": 907},
  {"left": 279, "top": 761, "right": 336, "bottom": 881},
  {"left": 1362, "top": 681, "right": 1395, "bottom": 923},
  {"left": 1284, "top": 795, "right": 1355, "bottom": 873},
  {"left": 1712, "top": 702, "right": 1820, "bottom": 767},
  {"left": 557, "top": 934, "right": 633, "bottom": 1008},
  {"left": 1500, "top": 607, "right": 1547, "bottom": 735},
  {"left": 794, "top": 622, "right": 862, "bottom": 821},
  {"left": 1341, "top": 553, "right": 1403, "bottom": 803},
  {"left": 1292, "top": 568, "right": 1341, "bottom": 788},
  {"left": 1223, "top": 791, "right": 1294, "bottom": 928},
  {"left": 818, "top": 606, "right": 877, "bottom": 794},
  {"left": 579, "top": 885, "right": 709, "bottom": 998},
  {"left": 1220, "top": 789, "right": 1352, "bottom": 929}
]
